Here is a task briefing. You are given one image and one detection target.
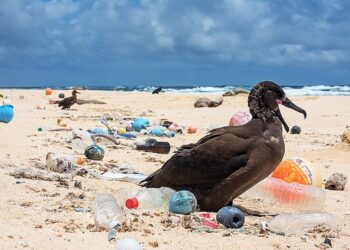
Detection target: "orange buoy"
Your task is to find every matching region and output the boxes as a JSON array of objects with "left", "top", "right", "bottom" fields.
[
  {"left": 45, "top": 88, "right": 53, "bottom": 95},
  {"left": 187, "top": 126, "right": 197, "bottom": 134},
  {"left": 272, "top": 158, "right": 322, "bottom": 188}
]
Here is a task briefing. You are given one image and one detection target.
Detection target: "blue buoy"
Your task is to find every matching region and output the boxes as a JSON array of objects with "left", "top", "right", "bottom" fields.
[
  {"left": 0, "top": 105, "right": 14, "bottom": 123},
  {"left": 216, "top": 206, "right": 245, "bottom": 229},
  {"left": 150, "top": 127, "right": 164, "bottom": 136},
  {"left": 134, "top": 118, "right": 149, "bottom": 126},
  {"left": 169, "top": 190, "right": 197, "bottom": 215},
  {"left": 163, "top": 130, "right": 176, "bottom": 137},
  {"left": 132, "top": 120, "right": 147, "bottom": 132}
]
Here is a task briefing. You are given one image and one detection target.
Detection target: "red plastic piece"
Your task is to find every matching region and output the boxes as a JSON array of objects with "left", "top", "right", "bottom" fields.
[
  {"left": 199, "top": 213, "right": 211, "bottom": 218},
  {"left": 202, "top": 219, "right": 218, "bottom": 229}
]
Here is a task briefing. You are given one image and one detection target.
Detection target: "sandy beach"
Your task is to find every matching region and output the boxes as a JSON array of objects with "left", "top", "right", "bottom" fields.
[{"left": 0, "top": 89, "right": 349, "bottom": 250}]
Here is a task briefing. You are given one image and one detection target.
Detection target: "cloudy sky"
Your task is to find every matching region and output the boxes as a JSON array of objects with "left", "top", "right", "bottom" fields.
[{"left": 0, "top": 0, "right": 349, "bottom": 86}]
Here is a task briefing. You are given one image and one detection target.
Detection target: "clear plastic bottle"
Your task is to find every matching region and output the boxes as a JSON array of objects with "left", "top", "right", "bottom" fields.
[
  {"left": 158, "top": 187, "right": 176, "bottom": 209},
  {"left": 92, "top": 194, "right": 124, "bottom": 229},
  {"left": 71, "top": 130, "right": 94, "bottom": 153},
  {"left": 115, "top": 188, "right": 139, "bottom": 207},
  {"left": 115, "top": 238, "right": 142, "bottom": 250},
  {"left": 245, "top": 177, "right": 326, "bottom": 211},
  {"left": 125, "top": 188, "right": 164, "bottom": 210},
  {"left": 71, "top": 136, "right": 88, "bottom": 153},
  {"left": 269, "top": 212, "right": 335, "bottom": 235}
]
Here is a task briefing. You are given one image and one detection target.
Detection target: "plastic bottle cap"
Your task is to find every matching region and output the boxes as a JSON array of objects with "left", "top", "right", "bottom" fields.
[{"left": 125, "top": 198, "right": 139, "bottom": 209}]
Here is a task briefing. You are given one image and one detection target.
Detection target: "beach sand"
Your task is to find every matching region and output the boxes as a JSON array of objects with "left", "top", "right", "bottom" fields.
[{"left": 0, "top": 89, "right": 349, "bottom": 250}]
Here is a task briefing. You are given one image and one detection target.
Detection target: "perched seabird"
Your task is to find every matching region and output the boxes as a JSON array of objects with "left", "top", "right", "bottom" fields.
[
  {"left": 152, "top": 87, "right": 163, "bottom": 94},
  {"left": 141, "top": 81, "right": 307, "bottom": 211},
  {"left": 58, "top": 89, "right": 80, "bottom": 110}
]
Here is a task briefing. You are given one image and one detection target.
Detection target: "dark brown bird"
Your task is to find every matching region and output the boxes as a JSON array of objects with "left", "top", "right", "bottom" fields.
[
  {"left": 140, "top": 81, "right": 307, "bottom": 211},
  {"left": 152, "top": 87, "right": 163, "bottom": 94},
  {"left": 58, "top": 89, "right": 80, "bottom": 110}
]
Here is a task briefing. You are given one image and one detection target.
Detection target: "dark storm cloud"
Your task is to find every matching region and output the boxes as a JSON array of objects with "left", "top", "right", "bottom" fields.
[{"left": 0, "top": 0, "right": 349, "bottom": 84}]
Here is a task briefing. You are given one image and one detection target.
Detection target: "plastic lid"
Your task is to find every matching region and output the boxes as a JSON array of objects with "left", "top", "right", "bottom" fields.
[{"left": 125, "top": 198, "right": 139, "bottom": 209}]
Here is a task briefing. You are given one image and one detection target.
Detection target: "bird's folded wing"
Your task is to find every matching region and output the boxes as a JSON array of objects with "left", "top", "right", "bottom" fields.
[{"left": 141, "top": 131, "right": 255, "bottom": 189}]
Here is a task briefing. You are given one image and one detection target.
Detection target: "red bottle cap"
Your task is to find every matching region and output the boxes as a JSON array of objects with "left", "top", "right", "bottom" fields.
[{"left": 125, "top": 198, "right": 139, "bottom": 209}]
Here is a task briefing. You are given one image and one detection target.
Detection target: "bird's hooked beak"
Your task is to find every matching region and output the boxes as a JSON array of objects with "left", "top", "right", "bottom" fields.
[{"left": 275, "top": 98, "right": 307, "bottom": 132}]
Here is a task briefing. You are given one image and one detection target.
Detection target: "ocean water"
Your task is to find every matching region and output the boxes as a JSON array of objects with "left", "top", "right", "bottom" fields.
[{"left": 0, "top": 84, "right": 349, "bottom": 96}]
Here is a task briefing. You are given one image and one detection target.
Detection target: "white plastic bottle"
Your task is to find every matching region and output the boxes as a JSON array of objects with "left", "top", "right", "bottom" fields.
[
  {"left": 92, "top": 193, "right": 124, "bottom": 229},
  {"left": 269, "top": 212, "right": 335, "bottom": 235},
  {"left": 125, "top": 188, "right": 164, "bottom": 210},
  {"left": 245, "top": 177, "right": 326, "bottom": 211}
]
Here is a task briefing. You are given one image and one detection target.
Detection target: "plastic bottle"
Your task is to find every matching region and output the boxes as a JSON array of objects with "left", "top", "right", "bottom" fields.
[
  {"left": 92, "top": 193, "right": 124, "bottom": 229},
  {"left": 71, "top": 136, "right": 88, "bottom": 153},
  {"left": 269, "top": 212, "right": 335, "bottom": 235},
  {"left": 46, "top": 152, "right": 85, "bottom": 173},
  {"left": 125, "top": 188, "right": 164, "bottom": 210},
  {"left": 117, "top": 187, "right": 175, "bottom": 210},
  {"left": 115, "top": 238, "right": 142, "bottom": 250},
  {"left": 115, "top": 188, "right": 139, "bottom": 207},
  {"left": 71, "top": 130, "right": 94, "bottom": 153},
  {"left": 136, "top": 139, "right": 170, "bottom": 154},
  {"left": 245, "top": 177, "right": 326, "bottom": 211},
  {"left": 158, "top": 187, "right": 176, "bottom": 210}
]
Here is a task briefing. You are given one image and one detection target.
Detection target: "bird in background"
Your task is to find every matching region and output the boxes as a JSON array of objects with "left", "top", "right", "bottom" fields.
[
  {"left": 141, "top": 81, "right": 307, "bottom": 211},
  {"left": 58, "top": 89, "right": 80, "bottom": 110}
]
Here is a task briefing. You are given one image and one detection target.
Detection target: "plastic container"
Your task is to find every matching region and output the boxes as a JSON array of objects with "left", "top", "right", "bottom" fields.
[
  {"left": 150, "top": 127, "right": 164, "bottom": 136},
  {"left": 169, "top": 190, "right": 197, "bottom": 215},
  {"left": 0, "top": 104, "right": 14, "bottom": 123},
  {"left": 115, "top": 238, "right": 142, "bottom": 250},
  {"left": 126, "top": 188, "right": 164, "bottom": 210},
  {"left": 71, "top": 136, "right": 88, "bottom": 154},
  {"left": 46, "top": 152, "right": 85, "bottom": 173},
  {"left": 92, "top": 194, "right": 124, "bottom": 229},
  {"left": 163, "top": 130, "right": 176, "bottom": 138},
  {"left": 272, "top": 158, "right": 322, "bottom": 188},
  {"left": 269, "top": 212, "right": 335, "bottom": 235},
  {"left": 229, "top": 111, "right": 251, "bottom": 126},
  {"left": 159, "top": 187, "right": 176, "bottom": 209},
  {"left": 245, "top": 177, "right": 326, "bottom": 211},
  {"left": 116, "top": 188, "right": 139, "bottom": 207},
  {"left": 136, "top": 139, "right": 170, "bottom": 154},
  {"left": 132, "top": 120, "right": 147, "bottom": 132}
]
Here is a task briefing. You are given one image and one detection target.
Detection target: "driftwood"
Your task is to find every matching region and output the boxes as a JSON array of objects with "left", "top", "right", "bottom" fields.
[
  {"left": 9, "top": 168, "right": 68, "bottom": 182},
  {"left": 76, "top": 99, "right": 106, "bottom": 105}
]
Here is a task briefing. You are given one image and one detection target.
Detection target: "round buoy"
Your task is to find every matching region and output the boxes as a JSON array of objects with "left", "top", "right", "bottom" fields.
[
  {"left": 187, "top": 126, "right": 197, "bottom": 134},
  {"left": 45, "top": 88, "right": 53, "bottom": 95}
]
